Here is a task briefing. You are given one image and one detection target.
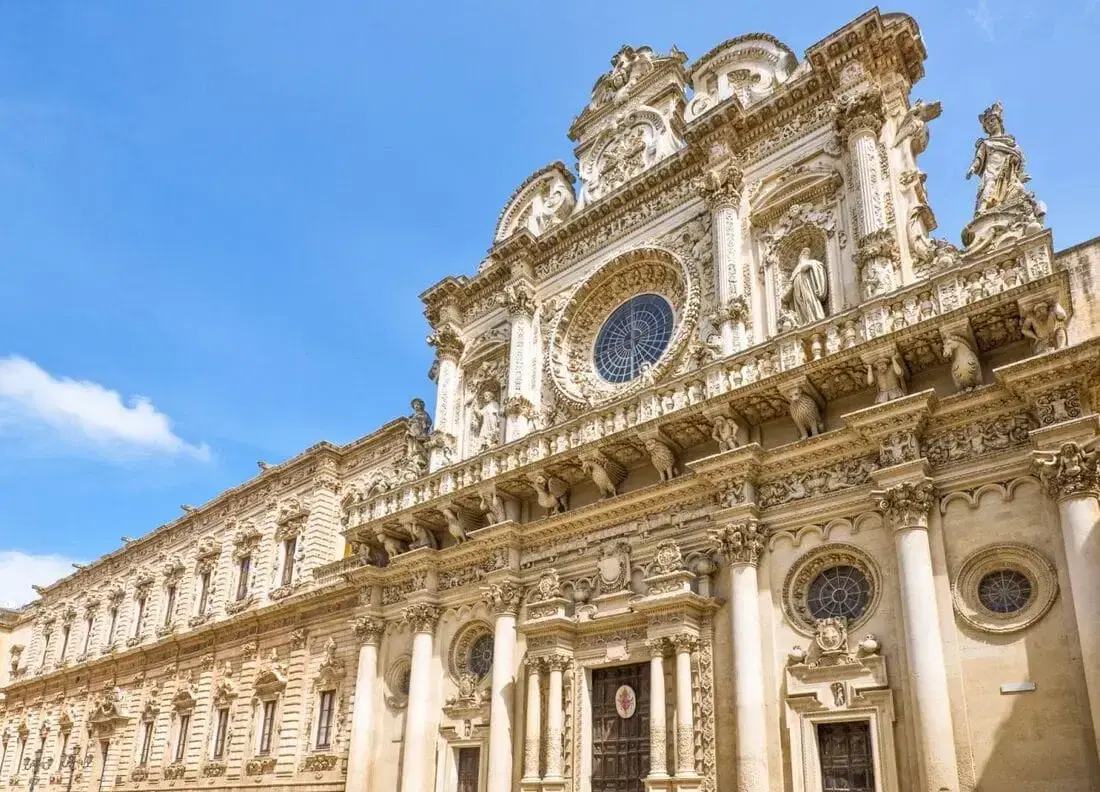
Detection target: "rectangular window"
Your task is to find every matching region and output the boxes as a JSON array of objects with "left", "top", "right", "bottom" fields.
[
  {"left": 315, "top": 690, "right": 335, "bottom": 749},
  {"left": 133, "top": 597, "right": 146, "bottom": 638},
  {"left": 212, "top": 708, "right": 230, "bottom": 760},
  {"left": 138, "top": 722, "right": 153, "bottom": 765},
  {"left": 174, "top": 713, "right": 190, "bottom": 763},
  {"left": 258, "top": 701, "right": 276, "bottom": 755},
  {"left": 281, "top": 538, "right": 297, "bottom": 586},
  {"left": 163, "top": 585, "right": 177, "bottom": 627},
  {"left": 197, "top": 572, "right": 211, "bottom": 616},
  {"left": 16, "top": 739, "right": 27, "bottom": 776},
  {"left": 59, "top": 626, "right": 71, "bottom": 660},
  {"left": 236, "top": 556, "right": 251, "bottom": 601},
  {"left": 41, "top": 632, "right": 52, "bottom": 666},
  {"left": 83, "top": 616, "right": 94, "bottom": 655},
  {"left": 106, "top": 607, "right": 118, "bottom": 646}
]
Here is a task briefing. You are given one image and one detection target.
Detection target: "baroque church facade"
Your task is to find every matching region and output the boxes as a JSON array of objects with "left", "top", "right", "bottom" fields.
[{"left": 3, "top": 9, "right": 1100, "bottom": 792}]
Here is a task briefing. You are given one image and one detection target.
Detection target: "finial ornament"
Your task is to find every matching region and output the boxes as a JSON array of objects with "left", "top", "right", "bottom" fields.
[{"left": 1033, "top": 440, "right": 1100, "bottom": 501}]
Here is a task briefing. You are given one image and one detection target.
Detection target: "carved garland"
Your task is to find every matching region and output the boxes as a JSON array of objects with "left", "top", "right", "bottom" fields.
[{"left": 781, "top": 543, "right": 882, "bottom": 636}]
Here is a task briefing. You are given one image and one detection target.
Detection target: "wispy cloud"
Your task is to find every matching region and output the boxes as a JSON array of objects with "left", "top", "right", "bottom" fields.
[
  {"left": 968, "top": 0, "right": 998, "bottom": 40},
  {"left": 0, "top": 551, "right": 83, "bottom": 608},
  {"left": 0, "top": 356, "right": 210, "bottom": 461}
]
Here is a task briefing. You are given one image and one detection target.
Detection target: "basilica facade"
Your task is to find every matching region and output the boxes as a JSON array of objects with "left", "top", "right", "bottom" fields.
[{"left": 3, "top": 9, "right": 1100, "bottom": 792}]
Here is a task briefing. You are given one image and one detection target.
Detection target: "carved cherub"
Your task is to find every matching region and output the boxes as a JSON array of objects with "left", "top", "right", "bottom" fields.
[
  {"left": 866, "top": 355, "right": 907, "bottom": 404},
  {"left": 1021, "top": 300, "right": 1067, "bottom": 355},
  {"left": 787, "top": 385, "right": 824, "bottom": 440},
  {"left": 710, "top": 414, "right": 741, "bottom": 452},
  {"left": 942, "top": 334, "right": 982, "bottom": 393}
]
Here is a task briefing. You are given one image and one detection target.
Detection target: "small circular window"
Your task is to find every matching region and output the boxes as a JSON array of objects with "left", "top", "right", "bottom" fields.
[
  {"left": 807, "top": 565, "right": 872, "bottom": 621},
  {"left": 468, "top": 635, "right": 494, "bottom": 678},
  {"left": 593, "top": 294, "right": 674, "bottom": 383},
  {"left": 977, "top": 569, "right": 1032, "bottom": 614}
]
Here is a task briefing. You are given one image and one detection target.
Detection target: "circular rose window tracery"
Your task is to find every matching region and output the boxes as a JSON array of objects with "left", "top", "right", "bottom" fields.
[
  {"left": 952, "top": 544, "right": 1056, "bottom": 634},
  {"left": 782, "top": 544, "right": 881, "bottom": 636},
  {"left": 548, "top": 248, "right": 700, "bottom": 408}
]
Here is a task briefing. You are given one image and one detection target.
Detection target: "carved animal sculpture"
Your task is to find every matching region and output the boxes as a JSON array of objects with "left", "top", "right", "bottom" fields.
[
  {"left": 942, "top": 333, "right": 982, "bottom": 392},
  {"left": 479, "top": 491, "right": 508, "bottom": 525},
  {"left": 440, "top": 506, "right": 468, "bottom": 544},
  {"left": 787, "top": 386, "right": 824, "bottom": 440},
  {"left": 380, "top": 533, "right": 404, "bottom": 559},
  {"left": 529, "top": 473, "right": 570, "bottom": 516},
  {"left": 582, "top": 452, "right": 625, "bottom": 499},
  {"left": 643, "top": 438, "right": 677, "bottom": 481}
]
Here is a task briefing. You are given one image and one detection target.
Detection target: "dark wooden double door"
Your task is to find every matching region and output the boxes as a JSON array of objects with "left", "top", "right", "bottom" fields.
[
  {"left": 818, "top": 721, "right": 875, "bottom": 792},
  {"left": 591, "top": 663, "right": 649, "bottom": 792}
]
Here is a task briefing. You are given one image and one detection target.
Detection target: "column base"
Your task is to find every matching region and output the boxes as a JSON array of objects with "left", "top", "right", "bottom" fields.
[
  {"left": 671, "top": 775, "right": 704, "bottom": 792},
  {"left": 539, "top": 777, "right": 567, "bottom": 792},
  {"left": 643, "top": 774, "right": 673, "bottom": 792}
]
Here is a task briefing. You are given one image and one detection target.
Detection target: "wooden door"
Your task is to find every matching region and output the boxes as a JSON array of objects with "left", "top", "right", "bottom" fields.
[
  {"left": 591, "top": 664, "right": 649, "bottom": 792},
  {"left": 456, "top": 747, "right": 480, "bottom": 792},
  {"left": 817, "top": 721, "right": 875, "bottom": 792}
]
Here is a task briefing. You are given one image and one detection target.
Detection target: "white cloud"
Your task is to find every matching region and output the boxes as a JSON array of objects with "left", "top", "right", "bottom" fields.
[
  {"left": 0, "top": 356, "right": 210, "bottom": 460},
  {"left": 968, "top": 0, "right": 998, "bottom": 39},
  {"left": 0, "top": 551, "right": 83, "bottom": 608}
]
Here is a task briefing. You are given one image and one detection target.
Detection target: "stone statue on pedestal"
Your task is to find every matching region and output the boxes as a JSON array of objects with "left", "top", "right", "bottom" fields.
[{"left": 781, "top": 248, "right": 828, "bottom": 326}]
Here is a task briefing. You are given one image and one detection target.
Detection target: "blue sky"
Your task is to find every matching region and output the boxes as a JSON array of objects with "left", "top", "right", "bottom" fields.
[{"left": 0, "top": 0, "right": 1097, "bottom": 605}]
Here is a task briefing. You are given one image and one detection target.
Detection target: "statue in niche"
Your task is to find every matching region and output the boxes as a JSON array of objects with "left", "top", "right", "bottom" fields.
[
  {"left": 966, "top": 101, "right": 1034, "bottom": 216},
  {"left": 403, "top": 399, "right": 433, "bottom": 466},
  {"left": 866, "top": 355, "right": 907, "bottom": 403},
  {"left": 469, "top": 388, "right": 502, "bottom": 453},
  {"left": 781, "top": 247, "right": 828, "bottom": 326},
  {"left": 1021, "top": 300, "right": 1068, "bottom": 355}
]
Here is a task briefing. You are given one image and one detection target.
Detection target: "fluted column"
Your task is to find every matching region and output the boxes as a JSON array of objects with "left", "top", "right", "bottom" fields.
[
  {"left": 427, "top": 327, "right": 464, "bottom": 470},
  {"left": 522, "top": 659, "right": 542, "bottom": 783},
  {"left": 483, "top": 583, "right": 522, "bottom": 792},
  {"left": 1034, "top": 442, "right": 1100, "bottom": 760},
  {"left": 498, "top": 278, "right": 538, "bottom": 442},
  {"left": 671, "top": 636, "right": 698, "bottom": 777},
  {"left": 838, "top": 93, "right": 897, "bottom": 299},
  {"left": 874, "top": 481, "right": 960, "bottom": 791},
  {"left": 398, "top": 604, "right": 441, "bottom": 792},
  {"left": 709, "top": 519, "right": 769, "bottom": 791},
  {"left": 544, "top": 655, "right": 568, "bottom": 780},
  {"left": 704, "top": 160, "right": 747, "bottom": 353},
  {"left": 345, "top": 617, "right": 384, "bottom": 792},
  {"left": 646, "top": 638, "right": 669, "bottom": 780}
]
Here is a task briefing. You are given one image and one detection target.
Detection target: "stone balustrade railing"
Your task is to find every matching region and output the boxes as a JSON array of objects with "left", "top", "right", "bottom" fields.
[{"left": 343, "top": 231, "right": 1058, "bottom": 536}]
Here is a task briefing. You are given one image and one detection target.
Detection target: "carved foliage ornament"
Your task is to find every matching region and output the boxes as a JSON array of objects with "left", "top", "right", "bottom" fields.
[
  {"left": 873, "top": 481, "right": 935, "bottom": 530},
  {"left": 1033, "top": 440, "right": 1100, "bottom": 501},
  {"left": 402, "top": 604, "right": 442, "bottom": 634},
  {"left": 482, "top": 581, "right": 522, "bottom": 615},
  {"left": 709, "top": 520, "right": 767, "bottom": 567}
]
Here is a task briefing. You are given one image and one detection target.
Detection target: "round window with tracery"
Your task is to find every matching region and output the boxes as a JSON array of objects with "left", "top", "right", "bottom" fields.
[
  {"left": 468, "top": 635, "right": 494, "bottom": 678},
  {"left": 806, "top": 565, "right": 872, "bottom": 621},
  {"left": 977, "top": 569, "right": 1032, "bottom": 614},
  {"left": 952, "top": 544, "right": 1057, "bottom": 634},
  {"left": 593, "top": 294, "right": 674, "bottom": 383}
]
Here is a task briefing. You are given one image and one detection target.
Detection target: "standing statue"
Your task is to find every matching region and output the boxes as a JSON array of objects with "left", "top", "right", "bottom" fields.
[
  {"left": 404, "top": 399, "right": 433, "bottom": 465},
  {"left": 966, "top": 101, "right": 1031, "bottom": 215},
  {"left": 781, "top": 248, "right": 829, "bottom": 326},
  {"left": 866, "top": 355, "right": 908, "bottom": 404},
  {"left": 469, "top": 389, "right": 502, "bottom": 453},
  {"left": 1021, "top": 301, "right": 1068, "bottom": 355}
]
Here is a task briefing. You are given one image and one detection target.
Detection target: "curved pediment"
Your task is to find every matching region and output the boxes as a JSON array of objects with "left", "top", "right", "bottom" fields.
[
  {"left": 685, "top": 34, "right": 797, "bottom": 122},
  {"left": 748, "top": 162, "right": 843, "bottom": 225},
  {"left": 493, "top": 162, "right": 576, "bottom": 243}
]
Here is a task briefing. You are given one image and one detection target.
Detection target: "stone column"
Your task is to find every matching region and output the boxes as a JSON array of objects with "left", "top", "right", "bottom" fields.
[
  {"left": 646, "top": 639, "right": 669, "bottom": 780},
  {"left": 544, "top": 655, "right": 568, "bottom": 780},
  {"left": 483, "top": 583, "right": 522, "bottom": 792},
  {"left": 1034, "top": 442, "right": 1100, "bottom": 759},
  {"left": 838, "top": 93, "right": 897, "bottom": 299},
  {"left": 671, "top": 636, "right": 698, "bottom": 777},
  {"left": 874, "top": 481, "right": 960, "bottom": 791},
  {"left": 704, "top": 161, "right": 747, "bottom": 353},
  {"left": 427, "top": 327, "right": 464, "bottom": 471},
  {"left": 398, "top": 604, "right": 442, "bottom": 792},
  {"left": 498, "top": 278, "right": 538, "bottom": 442},
  {"left": 522, "top": 659, "right": 542, "bottom": 783},
  {"left": 345, "top": 617, "right": 384, "bottom": 792},
  {"left": 709, "top": 519, "right": 769, "bottom": 791}
]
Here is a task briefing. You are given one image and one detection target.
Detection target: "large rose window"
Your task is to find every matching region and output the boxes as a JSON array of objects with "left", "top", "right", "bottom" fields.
[{"left": 547, "top": 248, "right": 699, "bottom": 407}]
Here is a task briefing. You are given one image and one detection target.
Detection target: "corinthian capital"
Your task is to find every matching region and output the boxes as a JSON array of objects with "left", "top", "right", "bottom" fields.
[
  {"left": 402, "top": 604, "right": 442, "bottom": 634},
  {"left": 708, "top": 519, "right": 767, "bottom": 567},
  {"left": 482, "top": 581, "right": 523, "bottom": 616},
  {"left": 1033, "top": 440, "right": 1100, "bottom": 501},
  {"left": 427, "top": 326, "right": 464, "bottom": 361},
  {"left": 702, "top": 159, "right": 744, "bottom": 211},
  {"left": 496, "top": 281, "right": 537, "bottom": 317},
  {"left": 836, "top": 88, "right": 886, "bottom": 140},
  {"left": 873, "top": 480, "right": 935, "bottom": 530},
  {"left": 350, "top": 616, "right": 385, "bottom": 646}
]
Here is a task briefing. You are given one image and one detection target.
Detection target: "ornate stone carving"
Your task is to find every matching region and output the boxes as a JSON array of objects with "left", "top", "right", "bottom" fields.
[
  {"left": 650, "top": 540, "right": 685, "bottom": 575},
  {"left": 783, "top": 544, "right": 882, "bottom": 635},
  {"left": 952, "top": 543, "right": 1058, "bottom": 634},
  {"left": 643, "top": 437, "right": 678, "bottom": 481},
  {"left": 527, "top": 570, "right": 562, "bottom": 604},
  {"left": 879, "top": 430, "right": 920, "bottom": 468},
  {"left": 1021, "top": 300, "right": 1067, "bottom": 356},
  {"left": 710, "top": 413, "right": 742, "bottom": 452},
  {"left": 925, "top": 414, "right": 1030, "bottom": 468},
  {"left": 1033, "top": 440, "right": 1100, "bottom": 500},
  {"left": 581, "top": 450, "right": 626, "bottom": 499},
  {"left": 873, "top": 481, "right": 935, "bottom": 530},
  {"left": 787, "top": 617, "right": 881, "bottom": 668},
  {"left": 1033, "top": 384, "right": 1082, "bottom": 427},
  {"left": 709, "top": 520, "right": 767, "bottom": 567},
  {"left": 786, "top": 384, "right": 824, "bottom": 440},
  {"left": 402, "top": 398, "right": 433, "bottom": 474},
  {"left": 493, "top": 163, "right": 576, "bottom": 243},
  {"left": 402, "top": 604, "right": 442, "bottom": 634},
  {"left": 943, "top": 333, "right": 982, "bottom": 392},
  {"left": 596, "top": 541, "right": 632, "bottom": 593},
  {"left": 865, "top": 353, "right": 907, "bottom": 403},
  {"left": 300, "top": 754, "right": 339, "bottom": 773},
  {"left": 483, "top": 582, "right": 522, "bottom": 616},
  {"left": 781, "top": 247, "right": 829, "bottom": 326},
  {"left": 245, "top": 758, "right": 276, "bottom": 776},
  {"left": 164, "top": 762, "right": 187, "bottom": 780},
  {"left": 758, "top": 456, "right": 878, "bottom": 508},
  {"left": 529, "top": 472, "right": 570, "bottom": 516},
  {"left": 478, "top": 489, "right": 508, "bottom": 525}
]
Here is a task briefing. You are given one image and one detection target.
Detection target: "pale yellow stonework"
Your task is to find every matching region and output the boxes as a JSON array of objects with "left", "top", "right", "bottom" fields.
[{"left": 3, "top": 9, "right": 1100, "bottom": 792}]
